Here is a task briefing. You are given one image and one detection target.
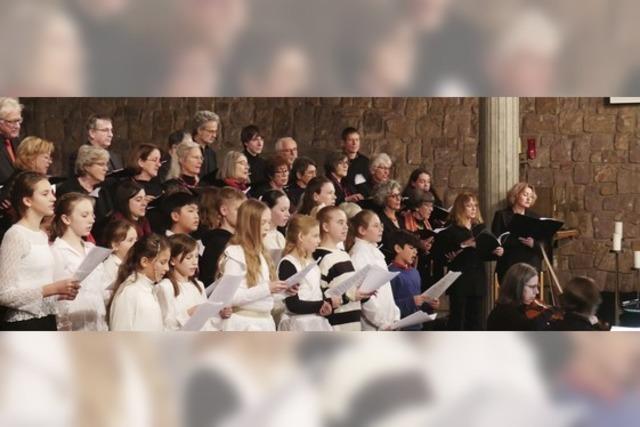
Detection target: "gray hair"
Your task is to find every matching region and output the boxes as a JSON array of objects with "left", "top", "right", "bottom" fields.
[
  {"left": 0, "top": 97, "right": 23, "bottom": 119},
  {"left": 372, "top": 180, "right": 401, "bottom": 207},
  {"left": 369, "top": 153, "right": 392, "bottom": 174},
  {"left": 191, "top": 110, "right": 220, "bottom": 133},
  {"left": 75, "top": 145, "right": 109, "bottom": 176},
  {"left": 275, "top": 136, "right": 296, "bottom": 151},
  {"left": 218, "top": 150, "right": 249, "bottom": 182}
]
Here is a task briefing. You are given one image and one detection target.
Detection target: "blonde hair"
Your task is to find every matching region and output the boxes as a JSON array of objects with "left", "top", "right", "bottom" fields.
[
  {"left": 284, "top": 215, "right": 319, "bottom": 258},
  {"left": 346, "top": 209, "right": 378, "bottom": 251},
  {"left": 226, "top": 199, "right": 275, "bottom": 287},
  {"left": 450, "top": 192, "right": 483, "bottom": 226},
  {"left": 316, "top": 205, "right": 345, "bottom": 239},
  {"left": 507, "top": 182, "right": 538, "bottom": 207},
  {"left": 15, "top": 136, "right": 54, "bottom": 171},
  {"left": 167, "top": 140, "right": 200, "bottom": 179},
  {"left": 75, "top": 145, "right": 109, "bottom": 176},
  {"left": 218, "top": 150, "right": 249, "bottom": 182}
]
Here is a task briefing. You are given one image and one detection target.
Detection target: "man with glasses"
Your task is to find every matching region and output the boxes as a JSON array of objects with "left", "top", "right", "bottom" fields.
[
  {"left": 191, "top": 110, "right": 220, "bottom": 182},
  {"left": 0, "top": 97, "right": 23, "bottom": 185},
  {"left": 241, "top": 124, "right": 267, "bottom": 186},
  {"left": 68, "top": 114, "right": 124, "bottom": 177},
  {"left": 275, "top": 136, "right": 298, "bottom": 168}
]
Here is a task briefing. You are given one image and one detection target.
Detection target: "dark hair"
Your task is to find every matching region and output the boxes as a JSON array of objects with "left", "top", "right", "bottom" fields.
[
  {"left": 114, "top": 180, "right": 145, "bottom": 222},
  {"left": 341, "top": 127, "right": 359, "bottom": 141},
  {"left": 162, "top": 191, "right": 198, "bottom": 229},
  {"left": 324, "top": 151, "right": 348, "bottom": 176},
  {"left": 85, "top": 114, "right": 111, "bottom": 132},
  {"left": 560, "top": 276, "right": 602, "bottom": 315},
  {"left": 50, "top": 192, "right": 95, "bottom": 240},
  {"left": 108, "top": 233, "right": 170, "bottom": 314},
  {"left": 346, "top": 209, "right": 378, "bottom": 251},
  {"left": 298, "top": 176, "right": 332, "bottom": 215},
  {"left": 261, "top": 189, "right": 288, "bottom": 209},
  {"left": 102, "top": 218, "right": 136, "bottom": 248},
  {"left": 241, "top": 125, "right": 260, "bottom": 145},
  {"left": 168, "top": 130, "right": 188, "bottom": 149},
  {"left": 265, "top": 154, "right": 289, "bottom": 181},
  {"left": 290, "top": 156, "right": 316, "bottom": 185},
  {"left": 390, "top": 230, "right": 421, "bottom": 254},
  {"left": 128, "top": 143, "right": 161, "bottom": 174},
  {"left": 402, "top": 168, "right": 430, "bottom": 194},
  {"left": 403, "top": 187, "right": 434, "bottom": 211},
  {"left": 167, "top": 234, "right": 202, "bottom": 297},
  {"left": 497, "top": 263, "right": 539, "bottom": 306},
  {"left": 10, "top": 171, "right": 49, "bottom": 219}
]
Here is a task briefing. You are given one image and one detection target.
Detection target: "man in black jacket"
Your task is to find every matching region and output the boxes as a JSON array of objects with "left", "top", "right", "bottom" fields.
[
  {"left": 0, "top": 97, "right": 22, "bottom": 185},
  {"left": 341, "top": 127, "right": 370, "bottom": 194},
  {"left": 191, "top": 110, "right": 220, "bottom": 183},
  {"left": 68, "top": 114, "right": 124, "bottom": 177}
]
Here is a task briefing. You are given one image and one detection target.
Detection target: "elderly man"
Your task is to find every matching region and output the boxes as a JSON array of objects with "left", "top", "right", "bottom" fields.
[
  {"left": 191, "top": 110, "right": 220, "bottom": 181},
  {"left": 0, "top": 97, "right": 23, "bottom": 184},
  {"left": 68, "top": 114, "right": 124, "bottom": 177},
  {"left": 275, "top": 136, "right": 298, "bottom": 168}
]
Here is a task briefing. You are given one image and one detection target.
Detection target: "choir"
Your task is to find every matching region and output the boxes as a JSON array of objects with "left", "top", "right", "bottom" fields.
[{"left": 0, "top": 98, "right": 609, "bottom": 331}]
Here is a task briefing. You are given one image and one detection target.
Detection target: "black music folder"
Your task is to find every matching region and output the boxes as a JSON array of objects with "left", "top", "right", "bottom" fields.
[{"left": 508, "top": 214, "right": 563, "bottom": 241}]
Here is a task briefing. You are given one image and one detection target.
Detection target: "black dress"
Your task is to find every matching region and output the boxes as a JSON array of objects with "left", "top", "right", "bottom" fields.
[
  {"left": 491, "top": 208, "right": 544, "bottom": 283},
  {"left": 379, "top": 210, "right": 402, "bottom": 264},
  {"left": 198, "top": 229, "right": 233, "bottom": 286},
  {"left": 434, "top": 223, "right": 492, "bottom": 330}
]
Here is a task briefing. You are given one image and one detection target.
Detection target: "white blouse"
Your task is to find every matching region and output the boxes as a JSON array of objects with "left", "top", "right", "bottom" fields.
[
  {"left": 155, "top": 278, "right": 220, "bottom": 331},
  {"left": 102, "top": 253, "right": 122, "bottom": 305},
  {"left": 349, "top": 238, "right": 400, "bottom": 330},
  {"left": 0, "top": 224, "right": 57, "bottom": 323},
  {"left": 219, "top": 244, "right": 275, "bottom": 331},
  {"left": 109, "top": 273, "right": 164, "bottom": 331},
  {"left": 51, "top": 238, "right": 108, "bottom": 331}
]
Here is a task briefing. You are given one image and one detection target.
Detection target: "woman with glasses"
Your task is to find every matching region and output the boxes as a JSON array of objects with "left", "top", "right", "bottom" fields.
[
  {"left": 128, "top": 143, "right": 164, "bottom": 199},
  {"left": 214, "top": 150, "right": 251, "bottom": 192},
  {"left": 372, "top": 180, "right": 404, "bottom": 263},
  {"left": 0, "top": 97, "right": 23, "bottom": 185},
  {"left": 248, "top": 154, "right": 290, "bottom": 199},
  {"left": 487, "top": 263, "right": 552, "bottom": 331},
  {"left": 286, "top": 156, "right": 317, "bottom": 213},
  {"left": 324, "top": 151, "right": 364, "bottom": 205}
]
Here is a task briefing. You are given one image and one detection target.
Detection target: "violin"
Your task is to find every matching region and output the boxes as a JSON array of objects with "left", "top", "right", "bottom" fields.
[{"left": 524, "top": 299, "right": 563, "bottom": 325}]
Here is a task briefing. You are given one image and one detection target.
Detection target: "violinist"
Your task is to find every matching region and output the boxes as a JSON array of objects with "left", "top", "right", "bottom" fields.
[
  {"left": 487, "top": 263, "right": 553, "bottom": 331},
  {"left": 491, "top": 182, "right": 544, "bottom": 284},
  {"left": 546, "top": 276, "right": 609, "bottom": 331}
]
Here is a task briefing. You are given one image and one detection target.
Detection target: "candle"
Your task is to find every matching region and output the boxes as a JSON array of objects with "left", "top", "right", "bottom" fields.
[
  {"left": 615, "top": 221, "right": 623, "bottom": 236},
  {"left": 613, "top": 233, "right": 622, "bottom": 251},
  {"left": 634, "top": 251, "right": 640, "bottom": 269}
]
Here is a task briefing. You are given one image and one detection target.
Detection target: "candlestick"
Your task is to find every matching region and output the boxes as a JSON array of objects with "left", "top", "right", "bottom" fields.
[
  {"left": 615, "top": 221, "right": 623, "bottom": 236},
  {"left": 634, "top": 251, "right": 640, "bottom": 269},
  {"left": 613, "top": 233, "right": 622, "bottom": 252}
]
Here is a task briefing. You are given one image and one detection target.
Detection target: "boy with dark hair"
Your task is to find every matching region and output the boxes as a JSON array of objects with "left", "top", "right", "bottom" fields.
[
  {"left": 388, "top": 230, "right": 440, "bottom": 330},
  {"left": 241, "top": 125, "right": 267, "bottom": 186},
  {"left": 163, "top": 191, "right": 200, "bottom": 236}
]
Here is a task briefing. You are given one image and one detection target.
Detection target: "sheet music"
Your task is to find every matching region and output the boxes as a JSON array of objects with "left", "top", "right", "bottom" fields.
[
  {"left": 358, "top": 265, "right": 399, "bottom": 294},
  {"left": 421, "top": 271, "right": 462, "bottom": 299},
  {"left": 207, "top": 274, "right": 243, "bottom": 306},
  {"left": 325, "top": 265, "right": 371, "bottom": 298},
  {"left": 181, "top": 302, "right": 224, "bottom": 331},
  {"left": 392, "top": 311, "right": 437, "bottom": 330},
  {"left": 284, "top": 260, "right": 319, "bottom": 288},
  {"left": 73, "top": 246, "right": 112, "bottom": 282}
]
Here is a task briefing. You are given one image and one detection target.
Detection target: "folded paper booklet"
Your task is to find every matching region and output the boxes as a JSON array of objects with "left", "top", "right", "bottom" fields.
[
  {"left": 508, "top": 214, "right": 564, "bottom": 241},
  {"left": 206, "top": 274, "right": 243, "bottom": 306},
  {"left": 421, "top": 271, "right": 462, "bottom": 299},
  {"left": 392, "top": 311, "right": 437, "bottom": 330},
  {"left": 430, "top": 205, "right": 451, "bottom": 223},
  {"left": 325, "top": 265, "right": 372, "bottom": 298},
  {"left": 181, "top": 301, "right": 224, "bottom": 331},
  {"left": 358, "top": 265, "right": 400, "bottom": 294},
  {"left": 284, "top": 260, "right": 319, "bottom": 288},
  {"left": 73, "top": 246, "right": 113, "bottom": 282}
]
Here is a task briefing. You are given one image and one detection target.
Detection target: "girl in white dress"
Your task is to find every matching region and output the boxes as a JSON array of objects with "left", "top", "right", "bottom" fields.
[
  {"left": 101, "top": 219, "right": 138, "bottom": 305},
  {"left": 109, "top": 234, "right": 170, "bottom": 331},
  {"left": 156, "top": 234, "right": 232, "bottom": 331},
  {"left": 347, "top": 210, "right": 401, "bottom": 331},
  {"left": 218, "top": 199, "right": 292, "bottom": 331},
  {"left": 0, "top": 172, "right": 80, "bottom": 330},
  {"left": 277, "top": 215, "right": 333, "bottom": 331},
  {"left": 50, "top": 192, "right": 109, "bottom": 331}
]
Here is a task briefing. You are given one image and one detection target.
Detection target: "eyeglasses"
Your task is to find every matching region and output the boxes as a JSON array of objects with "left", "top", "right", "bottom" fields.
[
  {"left": 93, "top": 161, "right": 108, "bottom": 168},
  {"left": 274, "top": 169, "right": 289, "bottom": 176},
  {"left": 1, "top": 118, "right": 22, "bottom": 126},
  {"left": 279, "top": 148, "right": 298, "bottom": 155},
  {"left": 388, "top": 193, "right": 402, "bottom": 199},
  {"left": 201, "top": 128, "right": 217, "bottom": 134},
  {"left": 376, "top": 166, "right": 391, "bottom": 171}
]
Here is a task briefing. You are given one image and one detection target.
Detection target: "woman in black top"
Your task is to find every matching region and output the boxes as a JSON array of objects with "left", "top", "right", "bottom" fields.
[
  {"left": 286, "top": 157, "right": 316, "bottom": 213},
  {"left": 487, "top": 263, "right": 551, "bottom": 331},
  {"left": 324, "top": 151, "right": 363, "bottom": 205},
  {"left": 129, "top": 143, "right": 164, "bottom": 199},
  {"left": 492, "top": 182, "right": 544, "bottom": 284},
  {"left": 546, "top": 276, "right": 607, "bottom": 331},
  {"left": 434, "top": 192, "right": 503, "bottom": 330},
  {"left": 372, "top": 180, "right": 403, "bottom": 263}
]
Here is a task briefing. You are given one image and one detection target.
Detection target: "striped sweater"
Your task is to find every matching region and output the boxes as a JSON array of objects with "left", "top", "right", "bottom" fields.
[{"left": 313, "top": 247, "right": 362, "bottom": 331}]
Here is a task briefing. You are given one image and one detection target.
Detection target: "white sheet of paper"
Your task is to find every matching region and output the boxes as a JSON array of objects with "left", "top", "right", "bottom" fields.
[
  {"left": 421, "top": 271, "right": 462, "bottom": 299},
  {"left": 284, "top": 260, "right": 319, "bottom": 288},
  {"left": 358, "top": 265, "right": 399, "bottom": 294},
  {"left": 392, "top": 311, "right": 437, "bottom": 330},
  {"left": 73, "top": 246, "right": 112, "bottom": 282},
  {"left": 89, "top": 187, "right": 101, "bottom": 197},
  {"left": 181, "top": 302, "right": 224, "bottom": 331},
  {"left": 354, "top": 173, "right": 367, "bottom": 185},
  {"left": 207, "top": 274, "right": 243, "bottom": 306},
  {"left": 325, "top": 265, "right": 372, "bottom": 298}
]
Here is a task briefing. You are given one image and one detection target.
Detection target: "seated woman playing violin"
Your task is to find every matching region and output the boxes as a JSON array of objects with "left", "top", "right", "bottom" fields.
[
  {"left": 487, "top": 263, "right": 555, "bottom": 331},
  {"left": 546, "top": 276, "right": 609, "bottom": 331}
]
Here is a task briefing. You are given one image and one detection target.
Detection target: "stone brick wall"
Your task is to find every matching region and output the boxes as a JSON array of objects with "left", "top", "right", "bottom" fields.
[
  {"left": 521, "top": 97, "right": 640, "bottom": 292},
  {"left": 20, "top": 97, "right": 480, "bottom": 207}
]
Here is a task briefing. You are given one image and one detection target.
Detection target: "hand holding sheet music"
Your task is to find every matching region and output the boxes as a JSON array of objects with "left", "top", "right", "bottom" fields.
[
  {"left": 421, "top": 271, "right": 462, "bottom": 299},
  {"left": 73, "top": 246, "right": 112, "bottom": 282},
  {"left": 284, "top": 260, "right": 319, "bottom": 288},
  {"left": 325, "top": 265, "right": 372, "bottom": 298},
  {"left": 181, "top": 302, "right": 224, "bottom": 331},
  {"left": 392, "top": 311, "right": 437, "bottom": 330}
]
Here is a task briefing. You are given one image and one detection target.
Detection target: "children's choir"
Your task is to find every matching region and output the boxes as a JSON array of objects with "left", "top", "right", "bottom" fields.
[{"left": 0, "top": 108, "right": 609, "bottom": 331}]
